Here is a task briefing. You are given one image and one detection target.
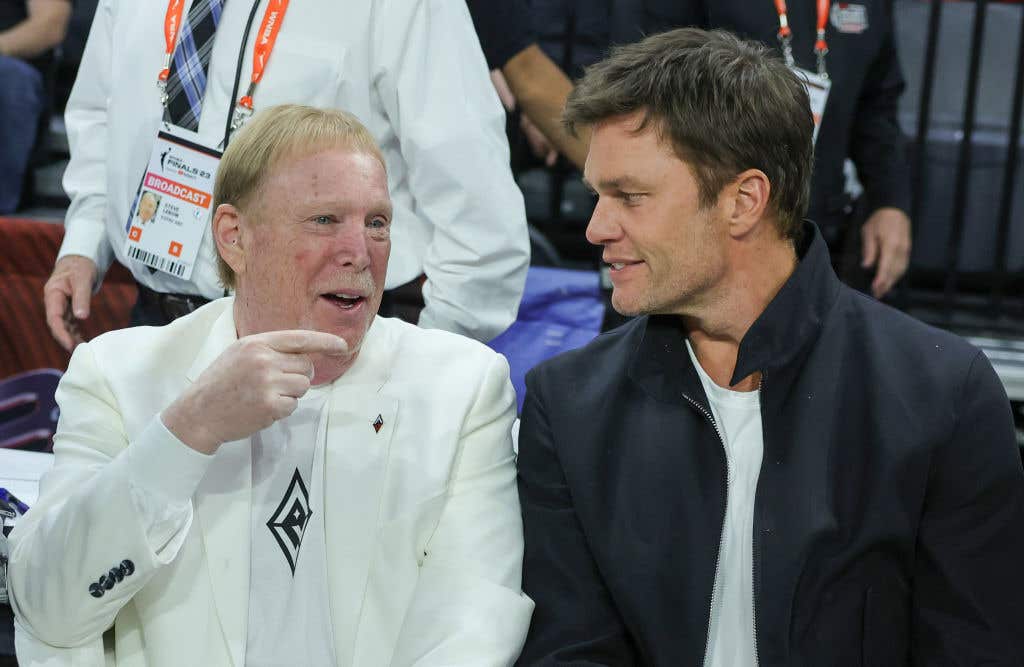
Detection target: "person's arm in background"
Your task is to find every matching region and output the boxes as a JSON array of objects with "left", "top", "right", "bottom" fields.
[
  {"left": 0, "top": 0, "right": 70, "bottom": 59},
  {"left": 502, "top": 44, "right": 589, "bottom": 170},
  {"left": 43, "top": 0, "right": 118, "bottom": 351},
  {"left": 467, "top": 0, "right": 588, "bottom": 169},
  {"left": 849, "top": 3, "right": 913, "bottom": 299},
  {"left": 374, "top": 0, "right": 529, "bottom": 342}
]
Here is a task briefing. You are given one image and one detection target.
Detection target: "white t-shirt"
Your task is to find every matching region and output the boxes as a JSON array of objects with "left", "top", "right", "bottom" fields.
[
  {"left": 245, "top": 384, "right": 336, "bottom": 667},
  {"left": 686, "top": 340, "right": 764, "bottom": 667}
]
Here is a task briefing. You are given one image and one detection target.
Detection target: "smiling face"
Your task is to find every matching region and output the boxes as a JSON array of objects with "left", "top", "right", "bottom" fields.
[
  {"left": 231, "top": 147, "right": 392, "bottom": 380},
  {"left": 584, "top": 112, "right": 730, "bottom": 317}
]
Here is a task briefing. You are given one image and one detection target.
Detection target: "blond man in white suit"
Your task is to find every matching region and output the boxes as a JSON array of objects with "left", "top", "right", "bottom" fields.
[{"left": 7, "top": 105, "right": 533, "bottom": 667}]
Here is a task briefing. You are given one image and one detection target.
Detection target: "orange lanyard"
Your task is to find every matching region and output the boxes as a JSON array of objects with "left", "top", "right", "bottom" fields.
[
  {"left": 157, "top": 0, "right": 188, "bottom": 103},
  {"left": 153, "top": 0, "right": 291, "bottom": 126},
  {"left": 231, "top": 0, "right": 290, "bottom": 130},
  {"left": 773, "top": 0, "right": 831, "bottom": 77}
]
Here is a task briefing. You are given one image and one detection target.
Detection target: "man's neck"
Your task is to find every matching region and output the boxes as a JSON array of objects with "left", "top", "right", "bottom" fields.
[{"left": 683, "top": 236, "right": 798, "bottom": 391}]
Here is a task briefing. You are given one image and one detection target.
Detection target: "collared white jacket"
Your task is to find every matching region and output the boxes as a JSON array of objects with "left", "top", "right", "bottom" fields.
[
  {"left": 60, "top": 0, "right": 529, "bottom": 342},
  {"left": 8, "top": 298, "right": 534, "bottom": 666}
]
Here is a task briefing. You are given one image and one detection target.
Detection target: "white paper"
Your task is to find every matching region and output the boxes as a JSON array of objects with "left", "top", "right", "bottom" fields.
[{"left": 0, "top": 448, "right": 55, "bottom": 508}]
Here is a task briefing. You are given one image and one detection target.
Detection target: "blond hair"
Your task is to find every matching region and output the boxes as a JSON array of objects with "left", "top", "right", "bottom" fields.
[{"left": 213, "top": 104, "right": 386, "bottom": 289}]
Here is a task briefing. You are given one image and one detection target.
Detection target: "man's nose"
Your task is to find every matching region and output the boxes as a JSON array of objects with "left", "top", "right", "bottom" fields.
[
  {"left": 585, "top": 198, "right": 621, "bottom": 247},
  {"left": 333, "top": 222, "right": 372, "bottom": 271}
]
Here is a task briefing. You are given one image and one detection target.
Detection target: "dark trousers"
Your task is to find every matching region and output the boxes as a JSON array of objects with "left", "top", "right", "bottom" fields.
[
  {"left": 378, "top": 275, "right": 425, "bottom": 325},
  {"left": 129, "top": 284, "right": 211, "bottom": 327},
  {"left": 0, "top": 55, "right": 43, "bottom": 213}
]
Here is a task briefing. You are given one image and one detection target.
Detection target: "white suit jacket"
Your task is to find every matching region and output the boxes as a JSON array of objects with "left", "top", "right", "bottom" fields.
[
  {"left": 8, "top": 298, "right": 534, "bottom": 666},
  {"left": 59, "top": 0, "right": 529, "bottom": 341}
]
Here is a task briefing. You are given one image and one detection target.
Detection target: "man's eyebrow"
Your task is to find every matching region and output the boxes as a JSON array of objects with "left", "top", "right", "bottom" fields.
[
  {"left": 582, "top": 176, "right": 647, "bottom": 192},
  {"left": 375, "top": 199, "right": 394, "bottom": 219}
]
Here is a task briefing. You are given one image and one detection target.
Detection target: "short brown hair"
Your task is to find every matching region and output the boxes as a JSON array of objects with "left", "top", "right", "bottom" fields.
[
  {"left": 213, "top": 104, "right": 386, "bottom": 289},
  {"left": 564, "top": 28, "right": 813, "bottom": 238}
]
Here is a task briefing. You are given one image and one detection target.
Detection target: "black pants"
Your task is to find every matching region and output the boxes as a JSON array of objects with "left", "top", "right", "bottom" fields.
[
  {"left": 378, "top": 275, "right": 425, "bottom": 325},
  {"left": 129, "top": 284, "right": 211, "bottom": 327}
]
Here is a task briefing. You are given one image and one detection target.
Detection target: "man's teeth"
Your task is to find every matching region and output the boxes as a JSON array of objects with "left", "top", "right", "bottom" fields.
[
  {"left": 333, "top": 293, "right": 359, "bottom": 299},
  {"left": 611, "top": 263, "right": 625, "bottom": 270}
]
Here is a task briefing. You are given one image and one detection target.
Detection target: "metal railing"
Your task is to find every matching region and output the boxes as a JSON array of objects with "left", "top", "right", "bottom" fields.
[{"left": 899, "top": 0, "right": 1024, "bottom": 337}]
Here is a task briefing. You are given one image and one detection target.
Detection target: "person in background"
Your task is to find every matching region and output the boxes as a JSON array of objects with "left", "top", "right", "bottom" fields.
[
  {"left": 468, "top": 0, "right": 589, "bottom": 170},
  {"left": 0, "top": 0, "right": 72, "bottom": 213},
  {"left": 633, "top": 0, "right": 912, "bottom": 299},
  {"left": 10, "top": 105, "right": 533, "bottom": 667},
  {"left": 44, "top": 0, "right": 528, "bottom": 348},
  {"left": 516, "top": 28, "right": 1024, "bottom": 665}
]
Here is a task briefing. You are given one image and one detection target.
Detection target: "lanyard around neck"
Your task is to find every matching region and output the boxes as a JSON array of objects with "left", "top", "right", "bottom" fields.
[
  {"left": 154, "top": 0, "right": 291, "bottom": 127},
  {"left": 157, "top": 0, "right": 187, "bottom": 104},
  {"left": 773, "top": 0, "right": 831, "bottom": 77},
  {"left": 231, "top": 0, "right": 291, "bottom": 131}
]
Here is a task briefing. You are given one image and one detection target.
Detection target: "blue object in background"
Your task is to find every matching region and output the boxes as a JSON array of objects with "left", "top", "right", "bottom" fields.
[{"left": 489, "top": 267, "right": 605, "bottom": 413}]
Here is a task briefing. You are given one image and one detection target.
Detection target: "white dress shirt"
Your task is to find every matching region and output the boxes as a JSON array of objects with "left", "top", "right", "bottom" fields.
[{"left": 60, "top": 0, "right": 529, "bottom": 341}]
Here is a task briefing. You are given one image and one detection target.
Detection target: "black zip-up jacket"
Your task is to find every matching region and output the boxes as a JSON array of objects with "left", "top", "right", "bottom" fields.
[{"left": 516, "top": 223, "right": 1024, "bottom": 666}]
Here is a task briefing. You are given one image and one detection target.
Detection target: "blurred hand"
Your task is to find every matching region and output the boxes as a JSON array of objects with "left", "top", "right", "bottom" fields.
[
  {"left": 520, "top": 114, "right": 559, "bottom": 167},
  {"left": 861, "top": 207, "right": 911, "bottom": 299},
  {"left": 489, "top": 69, "right": 516, "bottom": 112},
  {"left": 43, "top": 255, "right": 97, "bottom": 351},
  {"left": 161, "top": 330, "right": 348, "bottom": 455},
  {"left": 489, "top": 68, "right": 561, "bottom": 167}
]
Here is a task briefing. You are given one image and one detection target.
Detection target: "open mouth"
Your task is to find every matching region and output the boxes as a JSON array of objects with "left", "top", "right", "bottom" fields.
[{"left": 321, "top": 293, "right": 366, "bottom": 310}]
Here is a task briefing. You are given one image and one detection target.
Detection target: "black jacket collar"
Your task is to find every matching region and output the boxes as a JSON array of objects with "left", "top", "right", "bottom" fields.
[{"left": 628, "top": 221, "right": 843, "bottom": 405}]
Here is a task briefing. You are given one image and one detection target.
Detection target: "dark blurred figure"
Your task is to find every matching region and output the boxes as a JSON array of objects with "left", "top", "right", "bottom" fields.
[
  {"left": 632, "top": 0, "right": 912, "bottom": 299},
  {"left": 0, "top": 0, "right": 71, "bottom": 213},
  {"left": 468, "top": 0, "right": 589, "bottom": 169}
]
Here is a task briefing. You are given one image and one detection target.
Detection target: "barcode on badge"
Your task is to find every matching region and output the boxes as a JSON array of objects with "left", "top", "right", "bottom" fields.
[{"left": 127, "top": 245, "right": 187, "bottom": 277}]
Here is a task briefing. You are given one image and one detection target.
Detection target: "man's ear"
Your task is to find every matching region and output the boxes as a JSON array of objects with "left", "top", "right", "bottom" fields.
[
  {"left": 724, "top": 169, "right": 771, "bottom": 238},
  {"left": 212, "top": 203, "right": 245, "bottom": 277}
]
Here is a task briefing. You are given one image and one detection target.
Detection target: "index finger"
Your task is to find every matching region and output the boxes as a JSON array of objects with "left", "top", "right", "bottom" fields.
[{"left": 252, "top": 329, "right": 349, "bottom": 356}]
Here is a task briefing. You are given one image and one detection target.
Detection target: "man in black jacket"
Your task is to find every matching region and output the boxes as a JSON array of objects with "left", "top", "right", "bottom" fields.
[
  {"left": 516, "top": 28, "right": 1024, "bottom": 666},
  {"left": 629, "top": 0, "right": 911, "bottom": 300}
]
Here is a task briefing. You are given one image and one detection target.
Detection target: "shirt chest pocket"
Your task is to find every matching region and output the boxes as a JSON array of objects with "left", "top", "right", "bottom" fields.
[{"left": 250, "top": 36, "right": 345, "bottom": 109}]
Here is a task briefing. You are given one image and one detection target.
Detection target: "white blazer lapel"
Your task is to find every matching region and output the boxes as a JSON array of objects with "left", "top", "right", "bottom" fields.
[
  {"left": 322, "top": 318, "right": 400, "bottom": 663},
  {"left": 186, "top": 302, "right": 254, "bottom": 667}
]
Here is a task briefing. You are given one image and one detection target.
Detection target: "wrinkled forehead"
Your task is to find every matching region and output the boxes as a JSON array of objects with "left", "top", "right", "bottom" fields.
[{"left": 255, "top": 147, "right": 392, "bottom": 216}]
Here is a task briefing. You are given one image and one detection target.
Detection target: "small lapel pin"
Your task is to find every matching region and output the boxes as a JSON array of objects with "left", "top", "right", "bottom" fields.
[{"left": 373, "top": 414, "right": 384, "bottom": 433}]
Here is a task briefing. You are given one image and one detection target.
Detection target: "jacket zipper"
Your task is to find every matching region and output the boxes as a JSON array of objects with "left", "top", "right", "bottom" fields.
[
  {"left": 682, "top": 392, "right": 730, "bottom": 666},
  {"left": 751, "top": 371, "right": 764, "bottom": 667},
  {"left": 685, "top": 376, "right": 764, "bottom": 667}
]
